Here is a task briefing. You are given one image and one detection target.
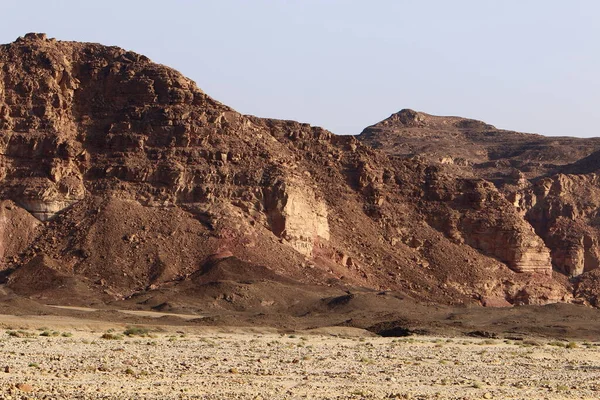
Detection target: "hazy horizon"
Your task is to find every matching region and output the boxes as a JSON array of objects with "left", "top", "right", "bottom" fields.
[{"left": 2, "top": 0, "right": 599, "bottom": 137}]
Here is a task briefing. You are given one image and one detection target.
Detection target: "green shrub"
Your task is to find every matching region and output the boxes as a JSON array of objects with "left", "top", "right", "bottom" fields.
[
  {"left": 39, "top": 330, "right": 59, "bottom": 337},
  {"left": 101, "top": 332, "right": 123, "bottom": 340},
  {"left": 7, "top": 330, "right": 36, "bottom": 338},
  {"left": 123, "top": 326, "right": 150, "bottom": 337}
]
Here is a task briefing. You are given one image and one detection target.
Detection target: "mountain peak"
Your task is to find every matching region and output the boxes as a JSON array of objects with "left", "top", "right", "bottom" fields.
[
  {"left": 18, "top": 32, "right": 49, "bottom": 42},
  {"left": 373, "top": 109, "right": 495, "bottom": 131}
]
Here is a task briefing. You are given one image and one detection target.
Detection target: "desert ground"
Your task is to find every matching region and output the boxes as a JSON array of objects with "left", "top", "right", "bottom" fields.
[{"left": 1, "top": 315, "right": 600, "bottom": 400}]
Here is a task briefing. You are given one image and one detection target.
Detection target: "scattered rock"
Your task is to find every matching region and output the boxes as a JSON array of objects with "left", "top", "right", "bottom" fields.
[{"left": 16, "top": 383, "right": 33, "bottom": 392}]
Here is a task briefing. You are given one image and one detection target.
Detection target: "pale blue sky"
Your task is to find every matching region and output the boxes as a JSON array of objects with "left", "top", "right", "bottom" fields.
[{"left": 2, "top": 0, "right": 599, "bottom": 137}]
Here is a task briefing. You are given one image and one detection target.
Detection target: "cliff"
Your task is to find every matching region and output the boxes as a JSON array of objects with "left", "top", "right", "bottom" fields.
[{"left": 0, "top": 34, "right": 596, "bottom": 313}]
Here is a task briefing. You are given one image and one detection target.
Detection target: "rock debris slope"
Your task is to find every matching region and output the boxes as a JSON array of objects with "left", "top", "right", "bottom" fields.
[{"left": 0, "top": 33, "right": 597, "bottom": 312}]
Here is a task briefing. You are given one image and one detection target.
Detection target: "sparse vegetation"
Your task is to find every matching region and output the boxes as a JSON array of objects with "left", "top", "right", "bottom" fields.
[
  {"left": 101, "top": 332, "right": 124, "bottom": 340},
  {"left": 6, "top": 330, "right": 36, "bottom": 338},
  {"left": 123, "top": 326, "right": 150, "bottom": 337},
  {"left": 471, "top": 380, "right": 483, "bottom": 389},
  {"left": 0, "top": 321, "right": 596, "bottom": 398},
  {"left": 40, "top": 330, "right": 60, "bottom": 337}
]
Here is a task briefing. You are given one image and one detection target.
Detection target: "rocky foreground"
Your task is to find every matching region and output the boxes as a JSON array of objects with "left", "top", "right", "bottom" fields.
[{"left": 0, "top": 316, "right": 599, "bottom": 399}]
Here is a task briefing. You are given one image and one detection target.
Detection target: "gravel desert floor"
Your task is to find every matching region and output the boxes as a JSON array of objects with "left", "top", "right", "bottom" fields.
[{"left": 1, "top": 316, "right": 600, "bottom": 399}]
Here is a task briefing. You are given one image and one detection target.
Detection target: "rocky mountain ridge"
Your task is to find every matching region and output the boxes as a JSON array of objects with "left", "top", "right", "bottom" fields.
[{"left": 0, "top": 33, "right": 598, "bottom": 315}]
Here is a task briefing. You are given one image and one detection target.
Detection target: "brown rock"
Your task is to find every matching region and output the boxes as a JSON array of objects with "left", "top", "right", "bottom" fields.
[
  {"left": 16, "top": 383, "right": 33, "bottom": 392},
  {"left": 0, "top": 33, "right": 595, "bottom": 312}
]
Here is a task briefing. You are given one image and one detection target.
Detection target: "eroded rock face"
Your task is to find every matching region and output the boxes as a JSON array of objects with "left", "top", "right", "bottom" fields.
[
  {"left": 459, "top": 220, "right": 551, "bottom": 275},
  {"left": 0, "top": 34, "right": 340, "bottom": 295},
  {"left": 355, "top": 107, "right": 600, "bottom": 304},
  {"left": 264, "top": 176, "right": 329, "bottom": 256},
  {"left": 421, "top": 169, "right": 552, "bottom": 275},
  {"left": 516, "top": 174, "right": 600, "bottom": 277},
  {"left": 0, "top": 33, "right": 592, "bottom": 308},
  {"left": 17, "top": 176, "right": 85, "bottom": 221}
]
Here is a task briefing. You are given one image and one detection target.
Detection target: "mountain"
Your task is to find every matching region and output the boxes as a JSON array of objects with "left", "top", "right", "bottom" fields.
[
  {"left": 358, "top": 108, "right": 600, "bottom": 181},
  {"left": 358, "top": 109, "right": 600, "bottom": 304},
  {"left": 1, "top": 33, "right": 600, "bottom": 326}
]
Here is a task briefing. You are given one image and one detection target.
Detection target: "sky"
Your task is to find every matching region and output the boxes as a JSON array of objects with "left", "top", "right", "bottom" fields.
[{"left": 2, "top": 0, "right": 599, "bottom": 137}]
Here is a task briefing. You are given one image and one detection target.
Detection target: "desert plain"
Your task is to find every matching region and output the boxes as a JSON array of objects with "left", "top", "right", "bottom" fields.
[{"left": 0, "top": 313, "right": 600, "bottom": 400}]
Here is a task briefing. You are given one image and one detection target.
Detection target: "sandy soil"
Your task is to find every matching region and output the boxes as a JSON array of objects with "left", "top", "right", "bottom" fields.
[
  {"left": 1, "top": 316, "right": 600, "bottom": 399},
  {"left": 47, "top": 305, "right": 203, "bottom": 320}
]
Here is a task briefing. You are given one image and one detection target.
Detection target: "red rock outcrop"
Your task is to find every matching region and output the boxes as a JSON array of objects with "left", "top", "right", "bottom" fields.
[
  {"left": 515, "top": 174, "right": 600, "bottom": 277},
  {"left": 358, "top": 108, "right": 600, "bottom": 305},
  {"left": 0, "top": 33, "right": 590, "bottom": 310}
]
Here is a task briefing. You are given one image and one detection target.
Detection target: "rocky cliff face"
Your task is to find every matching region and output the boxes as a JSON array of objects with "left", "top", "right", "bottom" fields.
[
  {"left": 517, "top": 174, "right": 600, "bottom": 277},
  {"left": 358, "top": 109, "right": 600, "bottom": 284},
  {"left": 419, "top": 168, "right": 552, "bottom": 275},
  {"left": 0, "top": 33, "right": 594, "bottom": 311},
  {"left": 263, "top": 176, "right": 330, "bottom": 256}
]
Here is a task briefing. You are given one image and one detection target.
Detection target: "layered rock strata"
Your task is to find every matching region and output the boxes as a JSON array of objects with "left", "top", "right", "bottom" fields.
[{"left": 0, "top": 33, "right": 593, "bottom": 309}]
